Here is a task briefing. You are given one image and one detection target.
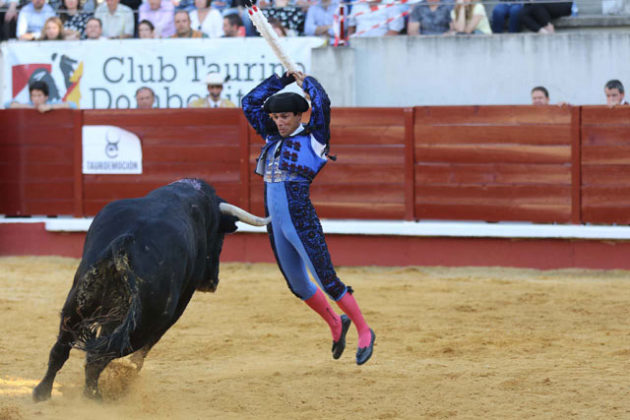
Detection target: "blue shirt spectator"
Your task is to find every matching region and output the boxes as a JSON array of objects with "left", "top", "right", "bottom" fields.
[
  {"left": 16, "top": 0, "right": 56, "bottom": 40},
  {"left": 304, "top": 0, "right": 341, "bottom": 40},
  {"left": 407, "top": 0, "right": 452, "bottom": 35}
]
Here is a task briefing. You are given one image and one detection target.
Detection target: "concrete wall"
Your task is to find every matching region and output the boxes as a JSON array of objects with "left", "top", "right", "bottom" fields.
[{"left": 312, "top": 32, "right": 630, "bottom": 107}]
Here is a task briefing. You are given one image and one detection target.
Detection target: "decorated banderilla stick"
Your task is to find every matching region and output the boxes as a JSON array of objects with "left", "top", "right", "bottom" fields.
[{"left": 243, "top": 0, "right": 299, "bottom": 74}]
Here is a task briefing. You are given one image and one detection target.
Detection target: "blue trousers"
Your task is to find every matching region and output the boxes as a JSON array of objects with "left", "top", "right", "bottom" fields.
[
  {"left": 491, "top": 3, "right": 523, "bottom": 33},
  {"left": 265, "top": 182, "right": 347, "bottom": 301}
]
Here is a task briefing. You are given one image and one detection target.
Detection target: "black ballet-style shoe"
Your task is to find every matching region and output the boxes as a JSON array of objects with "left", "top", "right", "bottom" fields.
[
  {"left": 332, "top": 315, "right": 351, "bottom": 359},
  {"left": 356, "top": 329, "right": 375, "bottom": 366}
]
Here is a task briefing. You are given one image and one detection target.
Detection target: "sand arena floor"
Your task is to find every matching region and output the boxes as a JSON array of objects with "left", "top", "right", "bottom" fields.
[{"left": 1, "top": 256, "right": 630, "bottom": 419}]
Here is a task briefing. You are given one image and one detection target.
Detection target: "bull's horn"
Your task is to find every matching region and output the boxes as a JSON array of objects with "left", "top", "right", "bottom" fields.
[{"left": 219, "top": 203, "right": 271, "bottom": 226}]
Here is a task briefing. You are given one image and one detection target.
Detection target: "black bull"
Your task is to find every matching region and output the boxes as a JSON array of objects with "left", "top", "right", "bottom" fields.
[{"left": 33, "top": 179, "right": 269, "bottom": 401}]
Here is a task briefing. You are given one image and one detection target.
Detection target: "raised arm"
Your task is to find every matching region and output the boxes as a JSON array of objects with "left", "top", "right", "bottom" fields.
[
  {"left": 242, "top": 73, "right": 294, "bottom": 138},
  {"left": 301, "top": 76, "right": 331, "bottom": 146}
]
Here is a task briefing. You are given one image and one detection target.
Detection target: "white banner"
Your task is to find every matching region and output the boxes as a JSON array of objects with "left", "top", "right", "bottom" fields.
[
  {"left": 1, "top": 37, "right": 325, "bottom": 109},
  {"left": 82, "top": 125, "right": 143, "bottom": 174}
]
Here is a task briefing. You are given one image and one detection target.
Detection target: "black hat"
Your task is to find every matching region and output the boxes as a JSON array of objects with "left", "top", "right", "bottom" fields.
[{"left": 263, "top": 92, "right": 309, "bottom": 113}]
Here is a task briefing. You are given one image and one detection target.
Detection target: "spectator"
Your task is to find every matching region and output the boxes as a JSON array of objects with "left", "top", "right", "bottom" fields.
[
  {"left": 407, "top": 0, "right": 452, "bottom": 35},
  {"left": 16, "top": 0, "right": 56, "bottom": 40},
  {"left": 348, "top": 0, "right": 404, "bottom": 37},
  {"left": 84, "top": 16, "right": 104, "bottom": 39},
  {"left": 303, "top": 0, "right": 338, "bottom": 39},
  {"left": 518, "top": 0, "right": 572, "bottom": 34},
  {"left": 2, "top": 0, "right": 20, "bottom": 40},
  {"left": 190, "top": 0, "right": 223, "bottom": 38},
  {"left": 94, "top": 0, "right": 134, "bottom": 39},
  {"left": 171, "top": 10, "right": 206, "bottom": 37},
  {"left": 7, "top": 80, "right": 73, "bottom": 112},
  {"left": 449, "top": 0, "right": 491, "bottom": 34},
  {"left": 137, "top": 18, "right": 155, "bottom": 38},
  {"left": 139, "top": 0, "right": 175, "bottom": 38},
  {"left": 59, "top": 0, "right": 92, "bottom": 40},
  {"left": 268, "top": 16, "right": 287, "bottom": 36},
  {"left": 222, "top": 12, "right": 244, "bottom": 37},
  {"left": 531, "top": 86, "right": 550, "bottom": 105},
  {"left": 491, "top": 0, "right": 522, "bottom": 33},
  {"left": 604, "top": 79, "right": 628, "bottom": 107},
  {"left": 135, "top": 86, "right": 156, "bottom": 108},
  {"left": 189, "top": 73, "right": 236, "bottom": 108},
  {"left": 263, "top": 0, "right": 306, "bottom": 37},
  {"left": 40, "top": 16, "right": 64, "bottom": 39}
]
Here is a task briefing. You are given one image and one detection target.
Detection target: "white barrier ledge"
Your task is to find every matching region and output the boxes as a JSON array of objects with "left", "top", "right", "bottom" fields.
[{"left": 3, "top": 217, "right": 630, "bottom": 240}]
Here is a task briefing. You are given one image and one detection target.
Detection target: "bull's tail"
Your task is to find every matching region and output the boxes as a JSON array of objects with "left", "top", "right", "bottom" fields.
[{"left": 74, "top": 234, "right": 142, "bottom": 358}]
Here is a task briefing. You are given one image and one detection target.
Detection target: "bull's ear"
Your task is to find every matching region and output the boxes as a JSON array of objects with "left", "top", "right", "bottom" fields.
[{"left": 219, "top": 214, "right": 239, "bottom": 234}]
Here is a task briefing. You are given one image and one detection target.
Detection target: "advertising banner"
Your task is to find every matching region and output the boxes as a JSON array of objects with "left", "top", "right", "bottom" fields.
[
  {"left": 1, "top": 37, "right": 325, "bottom": 109},
  {"left": 82, "top": 125, "right": 143, "bottom": 174}
]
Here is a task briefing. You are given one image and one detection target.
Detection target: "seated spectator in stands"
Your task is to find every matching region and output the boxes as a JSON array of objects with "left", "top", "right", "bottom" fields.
[
  {"left": 189, "top": 73, "right": 236, "bottom": 108},
  {"left": 449, "top": 0, "right": 491, "bottom": 34},
  {"left": 40, "top": 16, "right": 64, "bottom": 39},
  {"left": 407, "top": 0, "right": 452, "bottom": 35},
  {"left": 190, "top": 0, "right": 223, "bottom": 38},
  {"left": 269, "top": 16, "right": 287, "bottom": 36},
  {"left": 84, "top": 16, "right": 105, "bottom": 39},
  {"left": 7, "top": 80, "right": 73, "bottom": 112},
  {"left": 16, "top": 0, "right": 56, "bottom": 40},
  {"left": 348, "top": 0, "right": 404, "bottom": 37},
  {"left": 531, "top": 86, "right": 550, "bottom": 105},
  {"left": 171, "top": 10, "right": 207, "bottom": 37},
  {"left": 222, "top": 13, "right": 245, "bottom": 37},
  {"left": 59, "top": 0, "right": 92, "bottom": 40},
  {"left": 604, "top": 79, "right": 628, "bottom": 107},
  {"left": 2, "top": 0, "right": 20, "bottom": 40},
  {"left": 304, "top": 0, "right": 339, "bottom": 40},
  {"left": 94, "top": 0, "right": 134, "bottom": 38},
  {"left": 135, "top": 86, "right": 156, "bottom": 108},
  {"left": 139, "top": 0, "right": 175, "bottom": 38},
  {"left": 517, "top": 1, "right": 571, "bottom": 34},
  {"left": 262, "top": 0, "right": 306, "bottom": 37},
  {"left": 491, "top": 0, "right": 522, "bottom": 33},
  {"left": 137, "top": 18, "right": 156, "bottom": 38}
]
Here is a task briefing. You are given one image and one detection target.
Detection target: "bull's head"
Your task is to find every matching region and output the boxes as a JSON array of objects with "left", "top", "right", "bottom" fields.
[{"left": 197, "top": 202, "right": 270, "bottom": 293}]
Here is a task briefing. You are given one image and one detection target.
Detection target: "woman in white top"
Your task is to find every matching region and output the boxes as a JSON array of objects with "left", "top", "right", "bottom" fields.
[{"left": 189, "top": 0, "right": 224, "bottom": 38}]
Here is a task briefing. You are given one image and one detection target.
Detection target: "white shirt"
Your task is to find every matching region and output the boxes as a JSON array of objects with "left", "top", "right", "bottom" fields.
[
  {"left": 190, "top": 8, "right": 224, "bottom": 38},
  {"left": 348, "top": 2, "right": 404, "bottom": 37}
]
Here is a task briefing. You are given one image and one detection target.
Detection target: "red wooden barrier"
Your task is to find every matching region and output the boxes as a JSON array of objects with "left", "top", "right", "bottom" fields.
[
  {"left": 1, "top": 106, "right": 629, "bottom": 225},
  {"left": 0, "top": 110, "right": 76, "bottom": 216},
  {"left": 414, "top": 106, "right": 574, "bottom": 223},
  {"left": 580, "top": 106, "right": 630, "bottom": 224}
]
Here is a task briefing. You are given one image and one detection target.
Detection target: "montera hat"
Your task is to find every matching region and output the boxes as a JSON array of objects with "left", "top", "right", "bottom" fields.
[
  {"left": 205, "top": 73, "right": 225, "bottom": 85},
  {"left": 263, "top": 92, "right": 309, "bottom": 113}
]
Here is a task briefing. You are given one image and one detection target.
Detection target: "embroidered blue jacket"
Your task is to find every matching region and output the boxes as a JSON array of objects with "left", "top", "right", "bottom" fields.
[{"left": 242, "top": 73, "right": 331, "bottom": 182}]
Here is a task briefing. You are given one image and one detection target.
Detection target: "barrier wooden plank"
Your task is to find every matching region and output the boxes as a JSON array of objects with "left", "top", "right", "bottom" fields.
[
  {"left": 581, "top": 106, "right": 630, "bottom": 224},
  {"left": 0, "top": 110, "right": 75, "bottom": 216},
  {"left": 81, "top": 109, "right": 245, "bottom": 215},
  {"left": 414, "top": 106, "right": 574, "bottom": 223}
]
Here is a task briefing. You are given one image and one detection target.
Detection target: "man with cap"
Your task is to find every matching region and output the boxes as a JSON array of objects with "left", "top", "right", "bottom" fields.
[
  {"left": 188, "top": 73, "right": 236, "bottom": 108},
  {"left": 242, "top": 71, "right": 375, "bottom": 366}
]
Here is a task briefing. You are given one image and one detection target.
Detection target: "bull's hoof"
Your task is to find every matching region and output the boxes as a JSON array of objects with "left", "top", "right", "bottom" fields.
[
  {"left": 83, "top": 387, "right": 103, "bottom": 401},
  {"left": 32, "top": 383, "right": 52, "bottom": 402}
]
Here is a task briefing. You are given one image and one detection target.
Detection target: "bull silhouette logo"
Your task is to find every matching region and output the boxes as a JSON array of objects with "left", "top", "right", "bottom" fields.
[{"left": 105, "top": 130, "right": 120, "bottom": 159}]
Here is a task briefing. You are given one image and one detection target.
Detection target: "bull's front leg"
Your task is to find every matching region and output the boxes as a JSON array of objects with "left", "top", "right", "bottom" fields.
[
  {"left": 33, "top": 332, "right": 73, "bottom": 402},
  {"left": 84, "top": 352, "right": 114, "bottom": 400}
]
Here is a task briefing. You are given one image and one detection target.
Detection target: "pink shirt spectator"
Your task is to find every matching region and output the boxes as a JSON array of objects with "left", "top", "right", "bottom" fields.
[{"left": 139, "top": 0, "right": 175, "bottom": 38}]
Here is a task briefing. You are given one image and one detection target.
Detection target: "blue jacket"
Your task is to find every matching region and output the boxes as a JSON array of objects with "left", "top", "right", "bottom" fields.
[{"left": 242, "top": 73, "right": 331, "bottom": 182}]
